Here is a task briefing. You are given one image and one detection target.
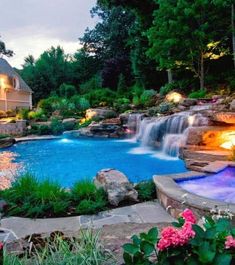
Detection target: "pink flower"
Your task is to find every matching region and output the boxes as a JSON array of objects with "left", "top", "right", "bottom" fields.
[
  {"left": 181, "top": 209, "right": 197, "bottom": 224},
  {"left": 225, "top": 236, "right": 235, "bottom": 249},
  {"left": 0, "top": 242, "right": 3, "bottom": 250},
  {"left": 157, "top": 222, "right": 195, "bottom": 251}
]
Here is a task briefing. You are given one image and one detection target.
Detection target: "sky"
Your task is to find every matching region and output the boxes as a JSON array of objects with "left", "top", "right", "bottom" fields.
[{"left": 0, "top": 0, "right": 97, "bottom": 68}]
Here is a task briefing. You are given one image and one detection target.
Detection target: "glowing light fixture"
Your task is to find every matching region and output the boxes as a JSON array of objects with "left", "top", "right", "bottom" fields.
[
  {"left": 188, "top": 116, "right": 195, "bottom": 126},
  {"left": 166, "top": 92, "right": 183, "bottom": 103},
  {"left": 219, "top": 132, "right": 235, "bottom": 150}
]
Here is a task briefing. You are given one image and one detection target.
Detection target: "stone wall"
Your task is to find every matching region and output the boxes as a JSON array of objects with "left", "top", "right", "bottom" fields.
[{"left": 0, "top": 120, "right": 26, "bottom": 136}]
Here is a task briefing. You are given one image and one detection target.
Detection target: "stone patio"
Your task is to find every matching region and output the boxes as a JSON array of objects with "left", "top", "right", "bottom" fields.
[{"left": 1, "top": 201, "right": 174, "bottom": 242}]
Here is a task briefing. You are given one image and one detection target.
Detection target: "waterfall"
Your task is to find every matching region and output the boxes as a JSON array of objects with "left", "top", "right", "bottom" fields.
[
  {"left": 126, "top": 113, "right": 145, "bottom": 135},
  {"left": 134, "top": 112, "right": 208, "bottom": 157}
]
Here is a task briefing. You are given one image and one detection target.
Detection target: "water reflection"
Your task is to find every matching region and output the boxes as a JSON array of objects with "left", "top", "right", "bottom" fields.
[{"left": 0, "top": 151, "right": 23, "bottom": 189}]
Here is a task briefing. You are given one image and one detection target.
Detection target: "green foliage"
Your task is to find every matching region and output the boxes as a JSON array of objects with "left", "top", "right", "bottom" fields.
[
  {"left": 4, "top": 229, "right": 115, "bottom": 265},
  {"left": 0, "top": 37, "right": 13, "bottom": 57},
  {"left": 37, "top": 96, "right": 60, "bottom": 115},
  {"left": 72, "top": 180, "right": 108, "bottom": 214},
  {"left": 28, "top": 109, "right": 46, "bottom": 121},
  {"left": 0, "top": 174, "right": 108, "bottom": 218},
  {"left": 135, "top": 181, "right": 156, "bottom": 201},
  {"left": 158, "top": 102, "right": 173, "bottom": 114},
  {"left": 140, "top": 90, "right": 156, "bottom": 106},
  {"left": 50, "top": 117, "right": 64, "bottom": 135},
  {"left": 0, "top": 134, "right": 10, "bottom": 139},
  {"left": 80, "top": 75, "right": 102, "bottom": 94},
  {"left": 71, "top": 180, "right": 97, "bottom": 201},
  {"left": 84, "top": 88, "right": 117, "bottom": 107},
  {"left": 29, "top": 124, "right": 52, "bottom": 135},
  {"left": 59, "top": 83, "right": 77, "bottom": 98},
  {"left": 73, "top": 97, "right": 90, "bottom": 111},
  {"left": 123, "top": 211, "right": 235, "bottom": 265},
  {"left": 123, "top": 227, "right": 158, "bottom": 265},
  {"left": 188, "top": 89, "right": 207, "bottom": 99},
  {"left": 75, "top": 198, "right": 107, "bottom": 215},
  {"left": 16, "top": 108, "right": 30, "bottom": 120}
]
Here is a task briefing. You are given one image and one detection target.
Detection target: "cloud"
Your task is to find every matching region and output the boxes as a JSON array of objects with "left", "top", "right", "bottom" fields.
[
  {"left": 6, "top": 35, "right": 82, "bottom": 68},
  {"left": 0, "top": 0, "right": 97, "bottom": 68}
]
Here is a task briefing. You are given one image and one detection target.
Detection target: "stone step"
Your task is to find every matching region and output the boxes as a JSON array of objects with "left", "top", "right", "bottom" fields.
[
  {"left": 185, "top": 159, "right": 210, "bottom": 172},
  {"left": 180, "top": 148, "right": 229, "bottom": 162}
]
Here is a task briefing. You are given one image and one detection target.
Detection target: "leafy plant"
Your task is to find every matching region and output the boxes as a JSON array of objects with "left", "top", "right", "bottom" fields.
[
  {"left": 188, "top": 89, "right": 206, "bottom": 99},
  {"left": 4, "top": 229, "right": 115, "bottom": 265},
  {"left": 135, "top": 181, "right": 156, "bottom": 201},
  {"left": 123, "top": 209, "right": 235, "bottom": 265},
  {"left": 0, "top": 174, "right": 108, "bottom": 218},
  {"left": 0, "top": 134, "right": 10, "bottom": 139},
  {"left": 50, "top": 117, "right": 64, "bottom": 135}
]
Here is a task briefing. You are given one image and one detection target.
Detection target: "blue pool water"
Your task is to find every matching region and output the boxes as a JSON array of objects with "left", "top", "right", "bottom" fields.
[
  {"left": 178, "top": 167, "right": 235, "bottom": 203},
  {"left": 0, "top": 138, "right": 187, "bottom": 187}
]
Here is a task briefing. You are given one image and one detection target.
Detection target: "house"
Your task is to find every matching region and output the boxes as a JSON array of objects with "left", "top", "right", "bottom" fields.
[{"left": 0, "top": 58, "right": 32, "bottom": 111}]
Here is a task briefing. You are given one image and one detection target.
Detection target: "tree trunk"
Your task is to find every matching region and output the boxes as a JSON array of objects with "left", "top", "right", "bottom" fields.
[
  {"left": 200, "top": 53, "right": 204, "bottom": 90},
  {"left": 167, "top": 69, "right": 173, "bottom": 84},
  {"left": 232, "top": 4, "right": 235, "bottom": 69}
]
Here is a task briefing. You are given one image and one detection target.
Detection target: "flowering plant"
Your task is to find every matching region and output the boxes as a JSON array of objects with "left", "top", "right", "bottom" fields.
[{"left": 123, "top": 209, "right": 235, "bottom": 264}]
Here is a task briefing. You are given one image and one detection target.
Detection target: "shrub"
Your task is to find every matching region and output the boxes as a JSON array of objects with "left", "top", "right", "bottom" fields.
[
  {"left": 6, "top": 109, "right": 16, "bottom": 117},
  {"left": 71, "top": 180, "right": 97, "bottom": 201},
  {"left": 0, "top": 110, "right": 6, "bottom": 118},
  {"left": 158, "top": 102, "right": 173, "bottom": 114},
  {"left": 37, "top": 96, "right": 60, "bottom": 115},
  {"left": 50, "top": 117, "right": 64, "bottom": 135},
  {"left": 188, "top": 89, "right": 206, "bottom": 99},
  {"left": 80, "top": 75, "right": 102, "bottom": 94},
  {"left": 140, "top": 90, "right": 156, "bottom": 106},
  {"left": 0, "top": 134, "right": 10, "bottom": 139},
  {"left": 132, "top": 95, "right": 140, "bottom": 106},
  {"left": 59, "top": 83, "right": 77, "bottom": 98},
  {"left": 75, "top": 198, "right": 107, "bottom": 215},
  {"left": 0, "top": 174, "right": 69, "bottom": 218},
  {"left": 76, "top": 119, "right": 93, "bottom": 129},
  {"left": 135, "top": 181, "right": 156, "bottom": 201},
  {"left": 70, "top": 96, "right": 91, "bottom": 112},
  {"left": 28, "top": 109, "right": 46, "bottom": 121},
  {"left": 0, "top": 174, "right": 108, "bottom": 218},
  {"left": 84, "top": 88, "right": 117, "bottom": 107},
  {"left": 16, "top": 108, "right": 30, "bottom": 120},
  {"left": 123, "top": 209, "right": 235, "bottom": 265},
  {"left": 4, "top": 229, "right": 115, "bottom": 265}
]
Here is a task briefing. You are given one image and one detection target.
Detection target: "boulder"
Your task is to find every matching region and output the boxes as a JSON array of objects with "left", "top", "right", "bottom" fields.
[
  {"left": 62, "top": 118, "right": 76, "bottom": 130},
  {"left": 181, "top": 98, "right": 198, "bottom": 107},
  {"left": 86, "top": 108, "right": 117, "bottom": 120},
  {"left": 78, "top": 120, "right": 125, "bottom": 138},
  {"left": 95, "top": 169, "right": 138, "bottom": 206},
  {"left": 230, "top": 99, "right": 235, "bottom": 111},
  {"left": 212, "top": 112, "right": 235, "bottom": 124},
  {"left": 0, "top": 137, "right": 15, "bottom": 148}
]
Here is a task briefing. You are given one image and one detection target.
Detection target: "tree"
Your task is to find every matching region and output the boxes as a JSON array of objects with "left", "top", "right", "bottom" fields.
[
  {"left": 0, "top": 37, "right": 13, "bottom": 57},
  {"left": 21, "top": 46, "right": 73, "bottom": 102},
  {"left": 80, "top": 5, "right": 136, "bottom": 89},
  {"left": 147, "top": 0, "right": 232, "bottom": 89}
]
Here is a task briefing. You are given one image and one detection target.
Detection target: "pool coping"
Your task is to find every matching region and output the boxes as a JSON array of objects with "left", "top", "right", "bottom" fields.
[
  {"left": 153, "top": 161, "right": 235, "bottom": 219},
  {"left": 15, "top": 135, "right": 62, "bottom": 143}
]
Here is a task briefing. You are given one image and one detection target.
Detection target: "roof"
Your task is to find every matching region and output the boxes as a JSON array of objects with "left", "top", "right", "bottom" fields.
[{"left": 0, "top": 58, "right": 32, "bottom": 93}]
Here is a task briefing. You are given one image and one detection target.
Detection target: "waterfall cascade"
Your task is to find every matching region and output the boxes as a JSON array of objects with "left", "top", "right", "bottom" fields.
[{"left": 133, "top": 112, "right": 208, "bottom": 157}]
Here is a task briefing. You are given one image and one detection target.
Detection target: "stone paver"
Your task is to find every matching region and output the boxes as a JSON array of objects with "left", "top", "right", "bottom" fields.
[{"left": 1, "top": 201, "right": 173, "bottom": 241}]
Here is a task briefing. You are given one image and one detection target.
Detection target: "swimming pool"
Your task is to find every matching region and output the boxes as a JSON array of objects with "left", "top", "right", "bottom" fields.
[
  {"left": 178, "top": 167, "right": 235, "bottom": 203},
  {"left": 0, "top": 138, "right": 187, "bottom": 187}
]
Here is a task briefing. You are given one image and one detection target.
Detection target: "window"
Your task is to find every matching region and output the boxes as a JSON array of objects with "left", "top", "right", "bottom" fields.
[{"left": 13, "top": 77, "right": 19, "bottom": 90}]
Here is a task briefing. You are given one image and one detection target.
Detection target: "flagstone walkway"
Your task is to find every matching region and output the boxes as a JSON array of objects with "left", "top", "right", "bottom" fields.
[{"left": 1, "top": 201, "right": 174, "bottom": 242}]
